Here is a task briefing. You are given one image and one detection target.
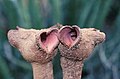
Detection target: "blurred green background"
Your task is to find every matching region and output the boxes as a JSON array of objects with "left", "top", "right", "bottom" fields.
[{"left": 0, "top": 0, "right": 120, "bottom": 79}]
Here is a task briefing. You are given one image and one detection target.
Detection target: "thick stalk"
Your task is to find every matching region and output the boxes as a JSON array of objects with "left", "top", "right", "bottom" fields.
[
  {"left": 32, "top": 61, "right": 53, "bottom": 79},
  {"left": 61, "top": 57, "right": 83, "bottom": 79}
]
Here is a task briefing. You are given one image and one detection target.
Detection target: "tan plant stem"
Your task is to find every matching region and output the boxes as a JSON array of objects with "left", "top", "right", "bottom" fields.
[
  {"left": 61, "top": 57, "right": 83, "bottom": 79},
  {"left": 58, "top": 26, "right": 105, "bottom": 79},
  {"left": 7, "top": 27, "right": 59, "bottom": 79},
  {"left": 32, "top": 61, "right": 53, "bottom": 79}
]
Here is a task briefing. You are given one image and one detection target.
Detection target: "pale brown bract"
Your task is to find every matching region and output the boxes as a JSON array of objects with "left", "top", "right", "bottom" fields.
[
  {"left": 59, "top": 27, "right": 105, "bottom": 61},
  {"left": 58, "top": 25, "right": 105, "bottom": 79},
  {"left": 7, "top": 24, "right": 106, "bottom": 79},
  {"left": 8, "top": 27, "right": 59, "bottom": 63},
  {"left": 7, "top": 26, "right": 59, "bottom": 79}
]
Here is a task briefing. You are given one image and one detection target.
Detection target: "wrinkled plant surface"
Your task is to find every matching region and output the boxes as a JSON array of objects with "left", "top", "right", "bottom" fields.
[
  {"left": 7, "top": 24, "right": 106, "bottom": 79},
  {"left": 8, "top": 26, "right": 59, "bottom": 79},
  {"left": 58, "top": 25, "right": 105, "bottom": 79}
]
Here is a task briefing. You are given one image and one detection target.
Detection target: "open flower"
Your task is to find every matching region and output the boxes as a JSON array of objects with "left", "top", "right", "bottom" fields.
[
  {"left": 58, "top": 25, "right": 105, "bottom": 61},
  {"left": 7, "top": 26, "right": 59, "bottom": 79},
  {"left": 58, "top": 25, "right": 105, "bottom": 79}
]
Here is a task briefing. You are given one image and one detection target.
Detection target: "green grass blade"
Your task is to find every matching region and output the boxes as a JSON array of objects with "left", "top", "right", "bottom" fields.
[
  {"left": 94, "top": 0, "right": 113, "bottom": 28},
  {"left": 78, "top": 0, "right": 95, "bottom": 27},
  {"left": 11, "top": 0, "right": 32, "bottom": 28},
  {"left": 28, "top": 0, "right": 43, "bottom": 29},
  {"left": 0, "top": 55, "right": 13, "bottom": 79},
  {"left": 50, "top": 0, "right": 62, "bottom": 24},
  {"left": 1, "top": 0, "right": 19, "bottom": 28},
  {"left": 85, "top": 0, "right": 101, "bottom": 28}
]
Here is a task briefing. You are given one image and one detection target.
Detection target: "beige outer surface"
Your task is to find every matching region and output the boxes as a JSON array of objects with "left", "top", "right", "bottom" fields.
[
  {"left": 61, "top": 57, "right": 83, "bottom": 79},
  {"left": 59, "top": 27, "right": 105, "bottom": 79},
  {"left": 32, "top": 61, "right": 53, "bottom": 79},
  {"left": 7, "top": 27, "right": 59, "bottom": 79},
  {"left": 7, "top": 25, "right": 105, "bottom": 79}
]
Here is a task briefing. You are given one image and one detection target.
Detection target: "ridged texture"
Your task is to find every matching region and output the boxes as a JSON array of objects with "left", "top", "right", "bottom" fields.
[
  {"left": 32, "top": 62, "right": 53, "bottom": 79},
  {"left": 59, "top": 26, "right": 106, "bottom": 79},
  {"left": 7, "top": 27, "right": 59, "bottom": 79},
  {"left": 61, "top": 57, "right": 83, "bottom": 79}
]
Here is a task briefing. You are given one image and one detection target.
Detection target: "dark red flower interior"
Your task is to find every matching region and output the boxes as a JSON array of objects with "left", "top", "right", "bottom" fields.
[
  {"left": 59, "top": 26, "right": 80, "bottom": 47},
  {"left": 39, "top": 30, "right": 59, "bottom": 53}
]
